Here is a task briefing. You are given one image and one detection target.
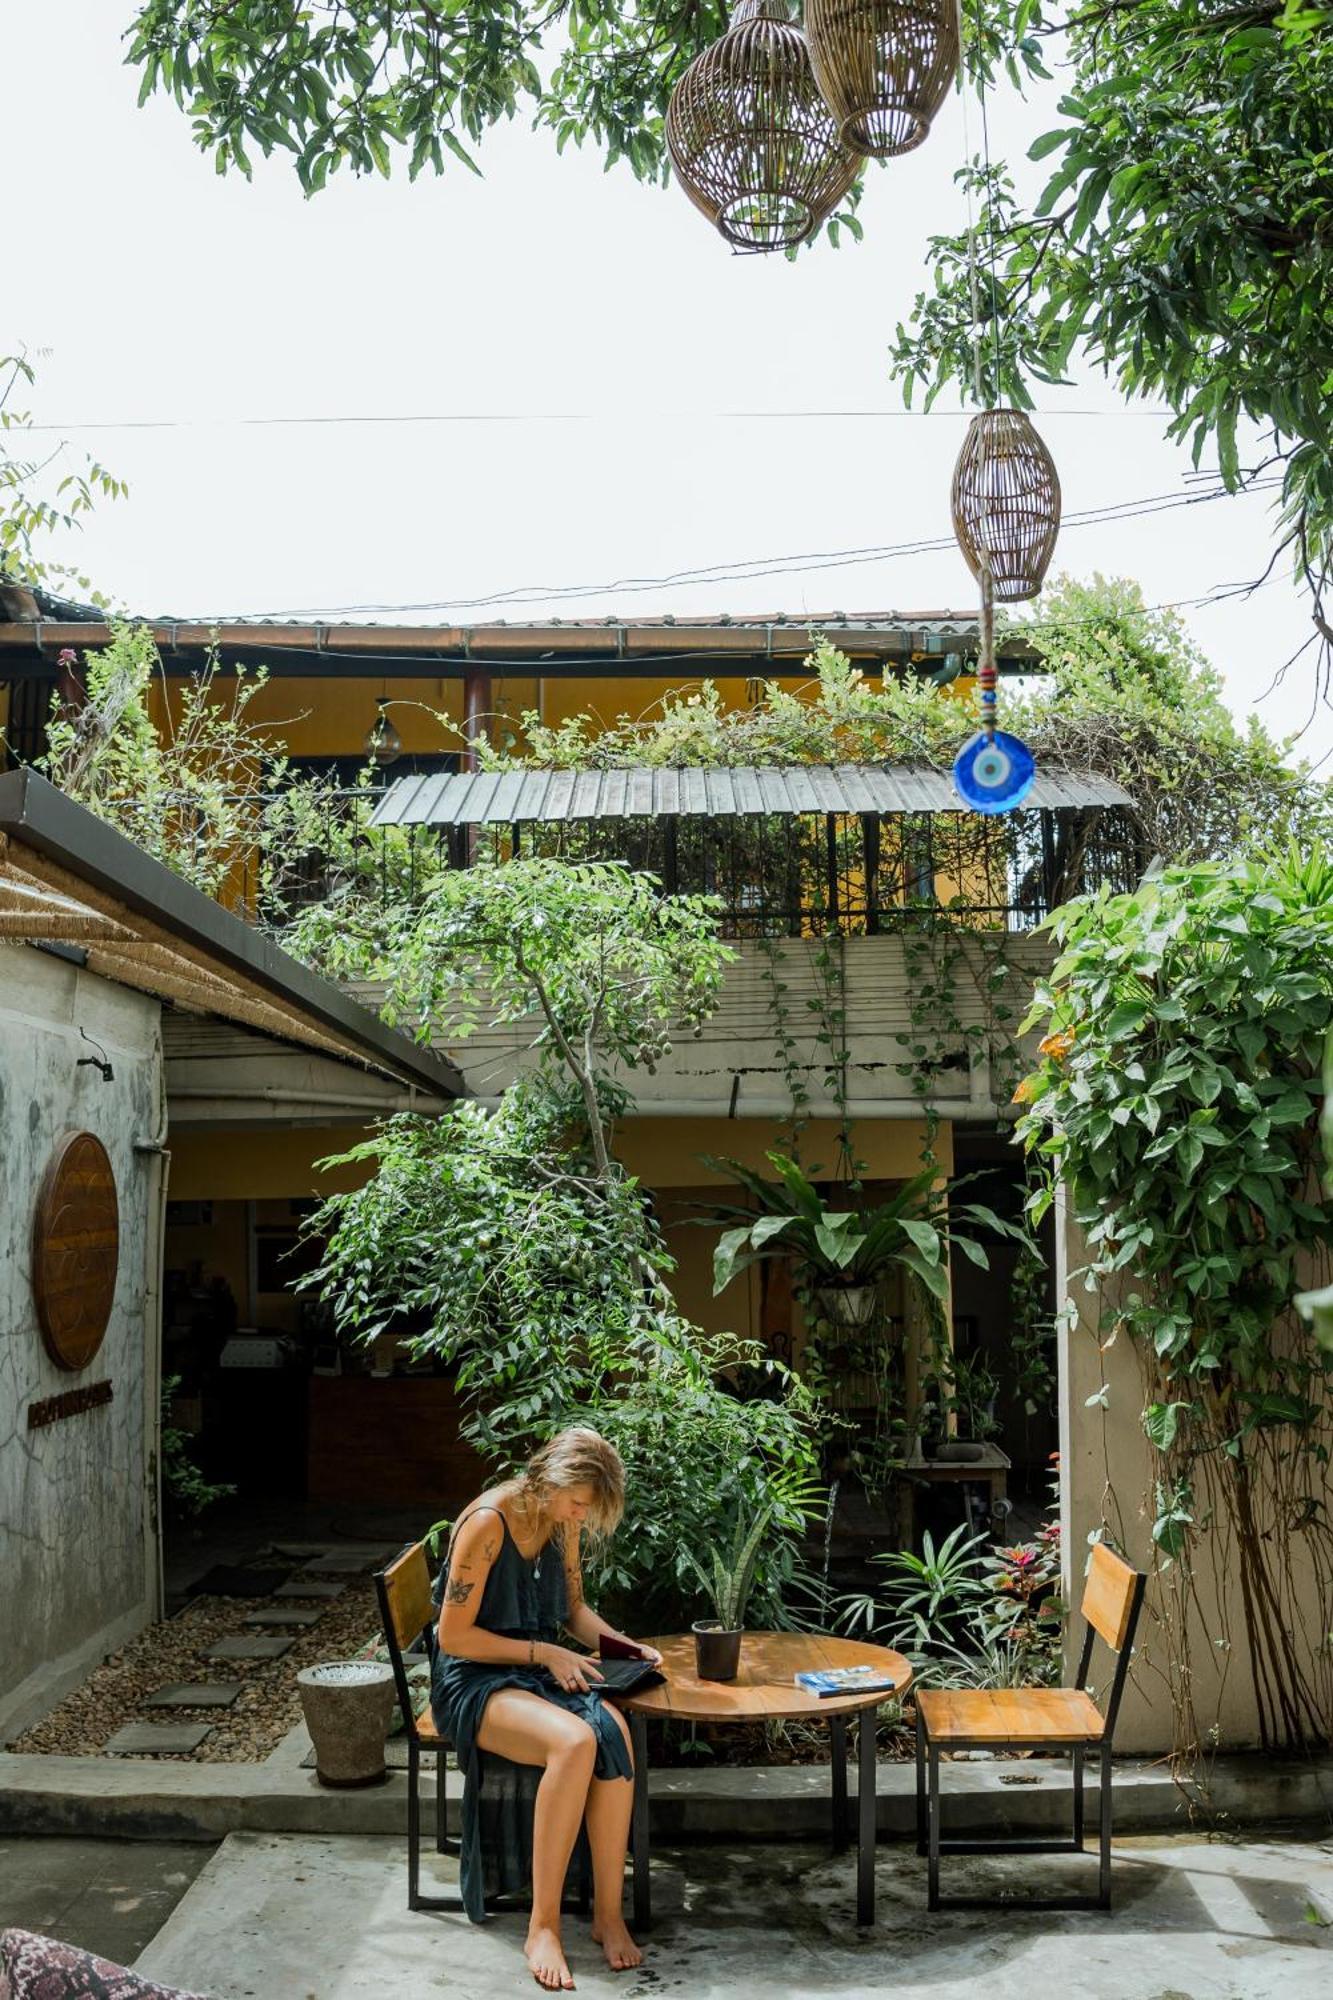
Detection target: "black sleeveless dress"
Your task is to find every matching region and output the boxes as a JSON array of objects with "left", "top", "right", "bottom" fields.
[{"left": 430, "top": 1506, "right": 633, "bottom": 1922}]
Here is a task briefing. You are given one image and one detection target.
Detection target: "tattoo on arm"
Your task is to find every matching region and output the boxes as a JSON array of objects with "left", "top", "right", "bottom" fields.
[{"left": 444, "top": 1578, "right": 475, "bottom": 1607}]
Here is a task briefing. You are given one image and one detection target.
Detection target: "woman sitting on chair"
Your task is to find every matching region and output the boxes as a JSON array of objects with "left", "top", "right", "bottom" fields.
[{"left": 433, "top": 1427, "right": 661, "bottom": 1991}]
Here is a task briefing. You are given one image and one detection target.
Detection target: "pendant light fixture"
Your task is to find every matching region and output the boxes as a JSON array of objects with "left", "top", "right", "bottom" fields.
[
  {"left": 363, "top": 697, "right": 402, "bottom": 768},
  {"left": 950, "top": 407, "right": 1062, "bottom": 603},
  {"left": 666, "top": 0, "right": 860, "bottom": 252},
  {"left": 804, "top": 0, "right": 959, "bottom": 158}
]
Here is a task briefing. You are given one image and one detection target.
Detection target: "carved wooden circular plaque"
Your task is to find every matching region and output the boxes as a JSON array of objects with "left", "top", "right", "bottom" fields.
[{"left": 33, "top": 1131, "right": 120, "bottom": 1371}]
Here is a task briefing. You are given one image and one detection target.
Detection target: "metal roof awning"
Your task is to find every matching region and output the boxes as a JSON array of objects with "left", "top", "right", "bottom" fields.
[
  {"left": 372, "top": 763, "right": 1135, "bottom": 828},
  {"left": 0, "top": 769, "right": 464, "bottom": 1098}
]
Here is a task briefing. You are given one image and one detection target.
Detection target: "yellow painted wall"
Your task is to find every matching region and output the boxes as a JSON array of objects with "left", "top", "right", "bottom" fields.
[
  {"left": 616, "top": 1115, "right": 952, "bottom": 1186},
  {"left": 166, "top": 1114, "right": 952, "bottom": 1344},
  {"left": 168, "top": 1125, "right": 375, "bottom": 1201}
]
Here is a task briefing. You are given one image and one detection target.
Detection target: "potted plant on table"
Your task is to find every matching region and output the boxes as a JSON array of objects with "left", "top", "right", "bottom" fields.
[{"left": 690, "top": 1503, "right": 774, "bottom": 1682}]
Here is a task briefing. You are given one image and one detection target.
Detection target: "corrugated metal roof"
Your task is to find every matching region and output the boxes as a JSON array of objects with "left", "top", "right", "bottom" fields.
[{"left": 372, "top": 763, "right": 1134, "bottom": 827}]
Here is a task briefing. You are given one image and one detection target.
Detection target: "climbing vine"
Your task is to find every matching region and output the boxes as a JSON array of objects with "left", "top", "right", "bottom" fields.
[{"left": 1016, "top": 847, "right": 1333, "bottom": 1757}]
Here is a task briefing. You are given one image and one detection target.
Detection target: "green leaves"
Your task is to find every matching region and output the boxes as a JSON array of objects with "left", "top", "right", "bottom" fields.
[
  {"left": 888, "top": 8, "right": 1333, "bottom": 645},
  {"left": 1143, "top": 1400, "right": 1191, "bottom": 1451},
  {"left": 1019, "top": 844, "right": 1333, "bottom": 1525}
]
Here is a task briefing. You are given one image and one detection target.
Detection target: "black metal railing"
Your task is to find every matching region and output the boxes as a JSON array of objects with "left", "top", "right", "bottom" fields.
[{"left": 243, "top": 788, "right": 1145, "bottom": 939}]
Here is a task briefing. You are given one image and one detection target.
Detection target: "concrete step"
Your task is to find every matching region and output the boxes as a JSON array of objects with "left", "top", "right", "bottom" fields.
[{"left": 0, "top": 1739, "right": 1328, "bottom": 1845}]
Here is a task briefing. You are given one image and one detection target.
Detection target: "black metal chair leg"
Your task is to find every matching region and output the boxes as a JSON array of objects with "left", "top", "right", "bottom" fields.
[
  {"left": 915, "top": 1709, "right": 927, "bottom": 1858},
  {"left": 927, "top": 1745, "right": 941, "bottom": 1913},
  {"left": 856, "top": 1713, "right": 876, "bottom": 1926},
  {"left": 1072, "top": 1745, "right": 1084, "bottom": 1851},
  {"left": 436, "top": 1749, "right": 448, "bottom": 1854},
  {"left": 407, "top": 1739, "right": 422, "bottom": 1911},
  {"left": 830, "top": 1715, "right": 849, "bottom": 1854},
  {"left": 1098, "top": 1746, "right": 1113, "bottom": 1909},
  {"left": 630, "top": 1712, "right": 651, "bottom": 1933}
]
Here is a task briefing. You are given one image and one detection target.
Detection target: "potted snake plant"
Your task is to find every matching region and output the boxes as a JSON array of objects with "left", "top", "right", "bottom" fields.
[{"left": 690, "top": 1502, "right": 774, "bottom": 1682}]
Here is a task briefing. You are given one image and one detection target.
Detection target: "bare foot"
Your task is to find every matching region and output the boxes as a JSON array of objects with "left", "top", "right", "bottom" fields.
[
  {"left": 591, "top": 1917, "right": 643, "bottom": 1973},
  {"left": 525, "top": 1923, "right": 574, "bottom": 1991}
]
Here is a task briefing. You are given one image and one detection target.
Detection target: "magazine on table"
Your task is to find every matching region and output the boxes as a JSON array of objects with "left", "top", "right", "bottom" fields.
[{"left": 794, "top": 1665, "right": 897, "bottom": 1699}]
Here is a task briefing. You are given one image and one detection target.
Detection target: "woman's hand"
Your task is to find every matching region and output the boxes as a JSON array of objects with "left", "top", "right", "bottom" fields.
[
  {"left": 540, "top": 1644, "right": 605, "bottom": 1694},
  {"left": 630, "top": 1642, "right": 663, "bottom": 1667}
]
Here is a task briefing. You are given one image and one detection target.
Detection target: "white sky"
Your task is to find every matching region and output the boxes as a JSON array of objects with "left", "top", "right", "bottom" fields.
[{"left": 8, "top": 2, "right": 1328, "bottom": 760}]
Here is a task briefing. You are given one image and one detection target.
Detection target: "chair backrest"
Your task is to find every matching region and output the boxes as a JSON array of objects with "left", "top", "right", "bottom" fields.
[
  {"left": 374, "top": 1541, "right": 435, "bottom": 1740},
  {"left": 1074, "top": 1542, "right": 1147, "bottom": 1740},
  {"left": 1081, "top": 1543, "right": 1139, "bottom": 1654}
]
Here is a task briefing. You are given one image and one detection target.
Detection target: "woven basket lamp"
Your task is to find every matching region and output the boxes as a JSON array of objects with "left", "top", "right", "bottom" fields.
[
  {"left": 950, "top": 407, "right": 1062, "bottom": 602},
  {"left": 666, "top": 0, "right": 860, "bottom": 252},
  {"left": 804, "top": 0, "right": 959, "bottom": 158}
]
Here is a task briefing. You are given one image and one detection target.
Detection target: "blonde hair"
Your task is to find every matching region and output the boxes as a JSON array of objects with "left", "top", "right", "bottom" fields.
[{"left": 520, "top": 1427, "right": 625, "bottom": 1538}]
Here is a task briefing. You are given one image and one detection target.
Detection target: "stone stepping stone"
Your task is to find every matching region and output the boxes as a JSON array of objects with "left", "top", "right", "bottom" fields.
[
  {"left": 275, "top": 1578, "right": 345, "bottom": 1601},
  {"left": 106, "top": 1722, "right": 212, "bottom": 1755},
  {"left": 242, "top": 1607, "right": 323, "bottom": 1629},
  {"left": 202, "top": 1636, "right": 294, "bottom": 1661},
  {"left": 143, "top": 1683, "right": 244, "bottom": 1710},
  {"left": 303, "top": 1551, "right": 389, "bottom": 1575}
]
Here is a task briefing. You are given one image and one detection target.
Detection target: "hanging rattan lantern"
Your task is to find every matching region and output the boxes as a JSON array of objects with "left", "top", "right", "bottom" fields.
[
  {"left": 666, "top": 0, "right": 860, "bottom": 252},
  {"left": 804, "top": 0, "right": 959, "bottom": 158},
  {"left": 950, "top": 408, "right": 1062, "bottom": 603}
]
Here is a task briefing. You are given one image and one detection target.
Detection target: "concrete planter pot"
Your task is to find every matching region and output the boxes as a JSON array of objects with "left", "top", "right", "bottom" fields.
[
  {"left": 297, "top": 1662, "right": 396, "bottom": 1789},
  {"left": 693, "top": 1621, "right": 743, "bottom": 1682}
]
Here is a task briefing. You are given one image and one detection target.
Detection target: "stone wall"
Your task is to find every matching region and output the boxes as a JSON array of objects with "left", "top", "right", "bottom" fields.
[{"left": 0, "top": 942, "right": 164, "bottom": 1740}]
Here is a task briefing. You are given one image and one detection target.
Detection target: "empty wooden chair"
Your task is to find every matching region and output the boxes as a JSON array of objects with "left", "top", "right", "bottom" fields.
[
  {"left": 374, "top": 1541, "right": 457, "bottom": 1911},
  {"left": 914, "top": 1542, "right": 1147, "bottom": 1910}
]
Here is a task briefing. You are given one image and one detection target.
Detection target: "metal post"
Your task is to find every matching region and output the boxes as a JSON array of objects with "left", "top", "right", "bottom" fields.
[
  {"left": 1072, "top": 1745, "right": 1084, "bottom": 1851},
  {"left": 863, "top": 812, "right": 880, "bottom": 935},
  {"left": 462, "top": 669, "right": 492, "bottom": 772},
  {"left": 630, "top": 1711, "right": 651, "bottom": 1931},
  {"left": 825, "top": 812, "right": 840, "bottom": 932},
  {"left": 830, "top": 1714, "right": 848, "bottom": 1852},
  {"left": 857, "top": 1711, "right": 876, "bottom": 1925}
]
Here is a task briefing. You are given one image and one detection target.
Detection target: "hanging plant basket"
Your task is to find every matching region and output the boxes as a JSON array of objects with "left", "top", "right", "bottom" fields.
[
  {"left": 804, "top": 0, "right": 959, "bottom": 158},
  {"left": 666, "top": 0, "right": 860, "bottom": 252},
  {"left": 812, "top": 1281, "right": 882, "bottom": 1328},
  {"left": 950, "top": 408, "right": 1062, "bottom": 603}
]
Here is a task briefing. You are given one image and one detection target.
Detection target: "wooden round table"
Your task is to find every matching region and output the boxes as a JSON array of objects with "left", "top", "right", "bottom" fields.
[{"left": 619, "top": 1631, "right": 911, "bottom": 1928}]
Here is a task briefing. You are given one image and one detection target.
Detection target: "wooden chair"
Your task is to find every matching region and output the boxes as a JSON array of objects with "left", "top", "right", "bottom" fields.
[
  {"left": 914, "top": 1543, "right": 1147, "bottom": 1911},
  {"left": 374, "top": 1539, "right": 592, "bottom": 1916},
  {"left": 374, "top": 1541, "right": 457, "bottom": 1912}
]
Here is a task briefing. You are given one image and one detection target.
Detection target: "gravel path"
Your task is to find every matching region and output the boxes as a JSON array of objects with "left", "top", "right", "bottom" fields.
[{"left": 8, "top": 1578, "right": 380, "bottom": 1762}]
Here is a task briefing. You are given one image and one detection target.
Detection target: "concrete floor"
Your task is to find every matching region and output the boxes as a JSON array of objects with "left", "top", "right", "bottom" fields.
[
  {"left": 0, "top": 1837, "right": 216, "bottom": 1966},
  {"left": 132, "top": 1829, "right": 1333, "bottom": 2000}
]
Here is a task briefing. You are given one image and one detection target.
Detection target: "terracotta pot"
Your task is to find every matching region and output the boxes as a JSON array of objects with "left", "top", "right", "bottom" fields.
[
  {"left": 297, "top": 1661, "right": 396, "bottom": 1788},
  {"left": 693, "top": 1621, "right": 743, "bottom": 1682}
]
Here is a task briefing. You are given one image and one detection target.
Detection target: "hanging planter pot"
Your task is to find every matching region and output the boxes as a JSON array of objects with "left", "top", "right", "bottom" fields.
[
  {"left": 666, "top": 0, "right": 860, "bottom": 252},
  {"left": 812, "top": 1281, "right": 881, "bottom": 1328},
  {"left": 950, "top": 408, "right": 1062, "bottom": 603},
  {"left": 805, "top": 0, "right": 959, "bottom": 158}
]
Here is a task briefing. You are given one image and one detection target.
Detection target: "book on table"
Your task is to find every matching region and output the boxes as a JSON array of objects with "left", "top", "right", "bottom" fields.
[{"left": 794, "top": 1665, "right": 897, "bottom": 1698}]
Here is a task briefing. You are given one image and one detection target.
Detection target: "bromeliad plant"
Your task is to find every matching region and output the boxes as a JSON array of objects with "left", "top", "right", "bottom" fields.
[{"left": 707, "top": 1152, "right": 1029, "bottom": 1312}]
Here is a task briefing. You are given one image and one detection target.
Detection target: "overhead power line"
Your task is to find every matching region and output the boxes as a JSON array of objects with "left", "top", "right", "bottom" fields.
[
  {"left": 12, "top": 405, "right": 1178, "bottom": 434},
  {"left": 199, "top": 474, "right": 1282, "bottom": 624}
]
